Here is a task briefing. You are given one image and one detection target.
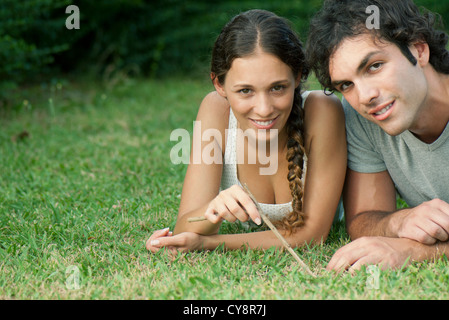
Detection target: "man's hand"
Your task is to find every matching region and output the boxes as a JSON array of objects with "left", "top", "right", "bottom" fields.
[
  {"left": 327, "top": 236, "right": 415, "bottom": 273},
  {"left": 394, "top": 199, "right": 449, "bottom": 245}
]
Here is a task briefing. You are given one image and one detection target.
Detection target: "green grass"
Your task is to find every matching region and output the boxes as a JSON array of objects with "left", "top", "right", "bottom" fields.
[{"left": 1, "top": 76, "right": 448, "bottom": 300}]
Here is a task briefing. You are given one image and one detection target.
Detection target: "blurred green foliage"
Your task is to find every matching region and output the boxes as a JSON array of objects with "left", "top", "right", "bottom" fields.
[
  {"left": 0, "top": 0, "right": 70, "bottom": 82},
  {"left": 0, "top": 0, "right": 448, "bottom": 86}
]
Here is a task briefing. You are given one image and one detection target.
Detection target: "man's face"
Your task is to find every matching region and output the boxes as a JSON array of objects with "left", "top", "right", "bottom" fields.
[{"left": 329, "top": 34, "right": 429, "bottom": 136}]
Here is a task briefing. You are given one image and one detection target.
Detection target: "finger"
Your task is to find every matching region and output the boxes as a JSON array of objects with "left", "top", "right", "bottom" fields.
[
  {"left": 153, "top": 227, "right": 171, "bottom": 238},
  {"left": 326, "top": 241, "right": 355, "bottom": 271},
  {"left": 327, "top": 254, "right": 352, "bottom": 273},
  {"left": 146, "top": 227, "right": 170, "bottom": 250},
  {"left": 428, "top": 213, "right": 449, "bottom": 241},
  {"left": 348, "top": 257, "right": 380, "bottom": 274},
  {"left": 412, "top": 225, "right": 438, "bottom": 245},
  {"left": 219, "top": 191, "right": 250, "bottom": 222},
  {"left": 146, "top": 239, "right": 156, "bottom": 252},
  {"left": 150, "top": 235, "right": 172, "bottom": 248},
  {"left": 428, "top": 198, "right": 449, "bottom": 215},
  {"left": 327, "top": 241, "right": 369, "bottom": 272},
  {"left": 147, "top": 237, "right": 164, "bottom": 253},
  {"left": 209, "top": 196, "right": 238, "bottom": 223},
  {"left": 146, "top": 238, "right": 152, "bottom": 251},
  {"left": 153, "top": 234, "right": 192, "bottom": 253},
  {"left": 422, "top": 223, "right": 448, "bottom": 243},
  {"left": 327, "top": 246, "right": 353, "bottom": 272},
  {"left": 204, "top": 204, "right": 224, "bottom": 224},
  {"left": 418, "top": 200, "right": 449, "bottom": 241},
  {"left": 399, "top": 224, "right": 435, "bottom": 245},
  {"left": 235, "top": 193, "right": 261, "bottom": 225}
]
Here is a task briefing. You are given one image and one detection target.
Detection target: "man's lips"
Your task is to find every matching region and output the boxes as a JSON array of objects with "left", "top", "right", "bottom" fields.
[{"left": 369, "top": 100, "right": 395, "bottom": 121}]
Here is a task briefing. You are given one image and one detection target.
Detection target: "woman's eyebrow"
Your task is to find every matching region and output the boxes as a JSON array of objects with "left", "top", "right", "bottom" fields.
[{"left": 232, "top": 79, "right": 291, "bottom": 89}]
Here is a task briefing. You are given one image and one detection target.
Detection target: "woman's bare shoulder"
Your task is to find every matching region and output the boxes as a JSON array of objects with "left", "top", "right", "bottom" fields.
[
  {"left": 304, "top": 91, "right": 344, "bottom": 124},
  {"left": 197, "top": 91, "right": 230, "bottom": 122},
  {"left": 303, "top": 91, "right": 345, "bottom": 147},
  {"left": 304, "top": 91, "right": 342, "bottom": 112},
  {"left": 195, "top": 91, "right": 231, "bottom": 150}
]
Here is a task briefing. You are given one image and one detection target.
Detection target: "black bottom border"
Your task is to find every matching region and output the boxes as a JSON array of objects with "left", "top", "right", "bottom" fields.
[{"left": 1, "top": 299, "right": 445, "bottom": 318}]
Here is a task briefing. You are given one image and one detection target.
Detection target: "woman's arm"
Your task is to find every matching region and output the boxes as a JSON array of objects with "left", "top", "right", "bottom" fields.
[
  {"left": 148, "top": 92, "right": 347, "bottom": 252},
  {"left": 172, "top": 91, "right": 230, "bottom": 235},
  {"left": 149, "top": 227, "right": 328, "bottom": 253}
]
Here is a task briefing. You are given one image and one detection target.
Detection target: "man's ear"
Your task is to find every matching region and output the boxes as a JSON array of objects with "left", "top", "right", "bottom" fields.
[
  {"left": 412, "top": 41, "right": 430, "bottom": 67},
  {"left": 211, "top": 73, "right": 227, "bottom": 98}
]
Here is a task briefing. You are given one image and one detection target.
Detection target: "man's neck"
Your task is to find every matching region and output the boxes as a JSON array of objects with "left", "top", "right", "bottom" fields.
[{"left": 410, "top": 70, "right": 449, "bottom": 144}]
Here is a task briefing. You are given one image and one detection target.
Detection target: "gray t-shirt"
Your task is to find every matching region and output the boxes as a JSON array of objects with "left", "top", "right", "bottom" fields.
[{"left": 343, "top": 98, "right": 449, "bottom": 208}]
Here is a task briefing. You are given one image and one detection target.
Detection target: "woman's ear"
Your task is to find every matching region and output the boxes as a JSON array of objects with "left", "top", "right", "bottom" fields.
[
  {"left": 211, "top": 73, "right": 227, "bottom": 98},
  {"left": 295, "top": 72, "right": 303, "bottom": 88}
]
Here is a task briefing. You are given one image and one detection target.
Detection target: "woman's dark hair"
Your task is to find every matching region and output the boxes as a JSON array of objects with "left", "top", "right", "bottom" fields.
[
  {"left": 306, "top": 0, "right": 449, "bottom": 92},
  {"left": 211, "top": 9, "right": 310, "bottom": 233}
]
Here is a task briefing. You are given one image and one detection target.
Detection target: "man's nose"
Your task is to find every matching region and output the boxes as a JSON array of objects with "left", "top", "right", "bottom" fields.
[{"left": 357, "top": 80, "right": 380, "bottom": 107}]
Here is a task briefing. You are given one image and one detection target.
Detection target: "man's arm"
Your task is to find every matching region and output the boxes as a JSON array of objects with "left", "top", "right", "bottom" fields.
[
  {"left": 344, "top": 169, "right": 449, "bottom": 244},
  {"left": 343, "top": 169, "right": 397, "bottom": 239}
]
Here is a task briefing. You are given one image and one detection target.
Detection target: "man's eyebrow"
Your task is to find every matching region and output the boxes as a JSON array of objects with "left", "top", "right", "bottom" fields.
[
  {"left": 330, "top": 50, "right": 383, "bottom": 88},
  {"left": 356, "top": 50, "right": 383, "bottom": 73},
  {"left": 330, "top": 80, "right": 345, "bottom": 89}
]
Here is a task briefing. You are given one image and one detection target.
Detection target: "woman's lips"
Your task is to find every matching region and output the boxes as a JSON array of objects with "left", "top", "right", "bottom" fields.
[{"left": 249, "top": 116, "right": 279, "bottom": 129}]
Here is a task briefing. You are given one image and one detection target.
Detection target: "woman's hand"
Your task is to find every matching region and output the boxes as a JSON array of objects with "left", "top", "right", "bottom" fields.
[
  {"left": 146, "top": 228, "right": 205, "bottom": 254},
  {"left": 204, "top": 185, "right": 261, "bottom": 225},
  {"left": 146, "top": 227, "right": 172, "bottom": 253}
]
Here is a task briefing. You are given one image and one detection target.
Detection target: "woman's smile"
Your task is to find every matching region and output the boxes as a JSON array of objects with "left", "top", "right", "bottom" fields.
[{"left": 249, "top": 115, "right": 279, "bottom": 129}]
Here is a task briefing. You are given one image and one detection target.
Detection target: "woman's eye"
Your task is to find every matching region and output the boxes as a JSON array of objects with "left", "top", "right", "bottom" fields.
[{"left": 239, "top": 88, "right": 251, "bottom": 94}]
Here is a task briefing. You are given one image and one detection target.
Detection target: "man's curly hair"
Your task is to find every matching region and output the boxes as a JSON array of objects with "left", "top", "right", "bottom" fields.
[{"left": 306, "top": 0, "right": 449, "bottom": 92}]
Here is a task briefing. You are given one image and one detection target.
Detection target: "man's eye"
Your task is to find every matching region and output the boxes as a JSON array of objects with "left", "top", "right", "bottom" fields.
[
  {"left": 340, "top": 82, "right": 352, "bottom": 91},
  {"left": 272, "top": 85, "right": 285, "bottom": 92},
  {"left": 369, "top": 62, "right": 383, "bottom": 72}
]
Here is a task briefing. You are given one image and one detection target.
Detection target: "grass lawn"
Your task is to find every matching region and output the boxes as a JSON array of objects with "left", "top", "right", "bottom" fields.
[{"left": 0, "top": 76, "right": 448, "bottom": 300}]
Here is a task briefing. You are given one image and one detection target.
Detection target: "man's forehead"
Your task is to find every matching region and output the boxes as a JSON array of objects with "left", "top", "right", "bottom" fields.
[
  {"left": 332, "top": 33, "right": 390, "bottom": 59},
  {"left": 329, "top": 34, "right": 392, "bottom": 78}
]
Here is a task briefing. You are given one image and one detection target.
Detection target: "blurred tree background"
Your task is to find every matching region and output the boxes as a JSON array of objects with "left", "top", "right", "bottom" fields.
[{"left": 1, "top": 0, "right": 449, "bottom": 92}]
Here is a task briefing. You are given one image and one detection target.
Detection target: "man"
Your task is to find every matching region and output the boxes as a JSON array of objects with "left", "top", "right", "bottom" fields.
[{"left": 306, "top": 0, "right": 449, "bottom": 272}]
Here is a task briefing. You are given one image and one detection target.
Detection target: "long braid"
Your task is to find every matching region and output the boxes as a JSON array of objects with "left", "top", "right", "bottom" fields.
[{"left": 278, "top": 87, "right": 306, "bottom": 234}]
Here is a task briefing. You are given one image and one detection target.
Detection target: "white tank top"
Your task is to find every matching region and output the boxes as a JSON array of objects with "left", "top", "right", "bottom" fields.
[{"left": 220, "top": 91, "right": 311, "bottom": 222}]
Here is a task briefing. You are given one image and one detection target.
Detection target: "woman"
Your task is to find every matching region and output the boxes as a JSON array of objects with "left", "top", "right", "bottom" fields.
[{"left": 146, "top": 9, "right": 346, "bottom": 254}]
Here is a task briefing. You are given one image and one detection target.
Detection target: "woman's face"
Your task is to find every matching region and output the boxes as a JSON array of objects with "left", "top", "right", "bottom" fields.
[{"left": 214, "top": 50, "right": 300, "bottom": 144}]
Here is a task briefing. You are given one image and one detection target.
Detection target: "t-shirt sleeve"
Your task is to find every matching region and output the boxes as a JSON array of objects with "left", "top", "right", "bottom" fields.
[{"left": 343, "top": 98, "right": 387, "bottom": 173}]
